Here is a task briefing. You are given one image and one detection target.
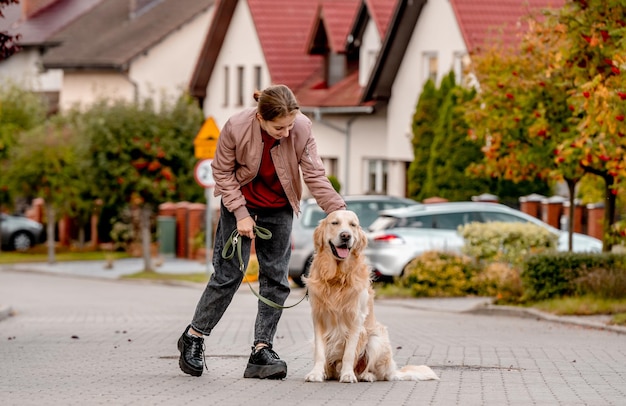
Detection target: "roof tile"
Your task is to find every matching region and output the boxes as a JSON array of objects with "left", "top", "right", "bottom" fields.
[{"left": 450, "top": 0, "right": 564, "bottom": 52}]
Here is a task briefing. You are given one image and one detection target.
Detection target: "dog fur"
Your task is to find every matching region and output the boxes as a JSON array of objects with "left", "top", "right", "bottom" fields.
[{"left": 303, "top": 210, "right": 439, "bottom": 383}]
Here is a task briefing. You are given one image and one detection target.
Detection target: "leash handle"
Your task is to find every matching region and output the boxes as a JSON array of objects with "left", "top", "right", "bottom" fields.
[{"left": 221, "top": 225, "right": 308, "bottom": 309}]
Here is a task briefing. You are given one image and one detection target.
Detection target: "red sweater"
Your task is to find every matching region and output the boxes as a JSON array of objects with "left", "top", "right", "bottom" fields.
[{"left": 241, "top": 130, "right": 289, "bottom": 209}]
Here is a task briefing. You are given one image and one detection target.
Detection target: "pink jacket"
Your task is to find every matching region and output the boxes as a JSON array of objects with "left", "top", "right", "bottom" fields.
[{"left": 211, "top": 108, "right": 346, "bottom": 221}]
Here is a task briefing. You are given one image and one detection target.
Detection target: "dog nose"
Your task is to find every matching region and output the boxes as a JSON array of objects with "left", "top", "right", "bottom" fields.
[{"left": 340, "top": 231, "right": 351, "bottom": 242}]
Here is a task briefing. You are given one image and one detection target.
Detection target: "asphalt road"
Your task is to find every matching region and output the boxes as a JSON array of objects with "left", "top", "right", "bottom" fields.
[{"left": 1, "top": 267, "right": 625, "bottom": 406}]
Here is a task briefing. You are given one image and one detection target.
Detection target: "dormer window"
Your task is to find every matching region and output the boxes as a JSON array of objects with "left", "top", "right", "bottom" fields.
[{"left": 306, "top": 5, "right": 359, "bottom": 88}]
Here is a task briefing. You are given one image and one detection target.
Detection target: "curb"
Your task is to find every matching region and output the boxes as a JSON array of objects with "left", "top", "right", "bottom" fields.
[{"left": 467, "top": 304, "right": 626, "bottom": 335}]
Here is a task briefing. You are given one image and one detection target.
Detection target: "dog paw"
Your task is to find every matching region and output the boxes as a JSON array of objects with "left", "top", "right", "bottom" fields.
[
  {"left": 305, "top": 370, "right": 325, "bottom": 382},
  {"left": 339, "top": 371, "right": 358, "bottom": 383},
  {"left": 360, "top": 372, "right": 376, "bottom": 382}
]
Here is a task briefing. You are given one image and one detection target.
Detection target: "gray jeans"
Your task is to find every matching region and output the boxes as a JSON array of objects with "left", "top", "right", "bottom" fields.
[{"left": 190, "top": 202, "right": 293, "bottom": 347}]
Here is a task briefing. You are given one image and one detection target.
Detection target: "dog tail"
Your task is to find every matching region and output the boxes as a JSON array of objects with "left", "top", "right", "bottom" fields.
[{"left": 392, "top": 365, "right": 440, "bottom": 381}]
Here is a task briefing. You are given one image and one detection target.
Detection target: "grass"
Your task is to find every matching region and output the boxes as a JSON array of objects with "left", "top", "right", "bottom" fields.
[
  {"left": 122, "top": 271, "right": 211, "bottom": 284},
  {"left": 529, "top": 295, "right": 626, "bottom": 326},
  {"left": 0, "top": 246, "right": 130, "bottom": 264}
]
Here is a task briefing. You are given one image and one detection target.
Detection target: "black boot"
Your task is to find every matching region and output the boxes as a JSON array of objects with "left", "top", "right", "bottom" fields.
[
  {"left": 243, "top": 346, "right": 287, "bottom": 379},
  {"left": 177, "top": 325, "right": 205, "bottom": 377}
]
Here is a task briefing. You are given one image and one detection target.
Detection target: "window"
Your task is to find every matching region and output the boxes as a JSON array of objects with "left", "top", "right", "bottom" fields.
[
  {"left": 366, "top": 160, "right": 388, "bottom": 194},
  {"left": 321, "top": 157, "right": 338, "bottom": 178},
  {"left": 223, "top": 66, "right": 229, "bottom": 106},
  {"left": 236, "top": 66, "right": 244, "bottom": 106},
  {"left": 423, "top": 52, "right": 438, "bottom": 84},
  {"left": 254, "top": 66, "right": 262, "bottom": 91},
  {"left": 453, "top": 52, "right": 471, "bottom": 85},
  {"left": 479, "top": 211, "right": 526, "bottom": 224}
]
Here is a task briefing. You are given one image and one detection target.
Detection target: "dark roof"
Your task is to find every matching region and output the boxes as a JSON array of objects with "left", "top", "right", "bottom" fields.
[
  {"left": 362, "top": 0, "right": 426, "bottom": 103},
  {"left": 42, "top": 0, "right": 215, "bottom": 70},
  {"left": 0, "top": 0, "right": 104, "bottom": 47}
]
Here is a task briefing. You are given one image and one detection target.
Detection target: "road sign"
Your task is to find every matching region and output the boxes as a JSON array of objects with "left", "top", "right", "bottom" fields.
[
  {"left": 194, "top": 116, "right": 220, "bottom": 159},
  {"left": 194, "top": 159, "right": 215, "bottom": 188}
]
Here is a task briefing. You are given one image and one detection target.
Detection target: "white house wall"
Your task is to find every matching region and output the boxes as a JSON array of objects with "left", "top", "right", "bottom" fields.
[
  {"left": 130, "top": 7, "right": 214, "bottom": 107},
  {"left": 60, "top": 72, "right": 135, "bottom": 109},
  {"left": 0, "top": 48, "right": 62, "bottom": 92},
  {"left": 359, "top": 19, "right": 382, "bottom": 87},
  {"left": 387, "top": 0, "right": 466, "bottom": 162},
  {"left": 203, "top": 0, "right": 270, "bottom": 129}
]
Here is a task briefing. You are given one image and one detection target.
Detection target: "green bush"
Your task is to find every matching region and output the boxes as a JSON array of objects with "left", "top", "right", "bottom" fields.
[
  {"left": 459, "top": 221, "right": 558, "bottom": 267},
  {"left": 397, "top": 251, "right": 480, "bottom": 297},
  {"left": 522, "top": 252, "right": 626, "bottom": 300}
]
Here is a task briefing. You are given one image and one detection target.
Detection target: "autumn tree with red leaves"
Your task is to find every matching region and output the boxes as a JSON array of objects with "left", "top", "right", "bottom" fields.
[{"left": 465, "top": 0, "right": 626, "bottom": 250}]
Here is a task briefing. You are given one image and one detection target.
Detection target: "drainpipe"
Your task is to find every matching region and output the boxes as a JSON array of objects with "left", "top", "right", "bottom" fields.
[{"left": 301, "top": 106, "right": 374, "bottom": 195}]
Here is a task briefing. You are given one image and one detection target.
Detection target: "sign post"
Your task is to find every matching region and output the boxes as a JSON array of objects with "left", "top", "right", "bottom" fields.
[
  {"left": 194, "top": 158, "right": 216, "bottom": 279},
  {"left": 194, "top": 116, "right": 220, "bottom": 279}
]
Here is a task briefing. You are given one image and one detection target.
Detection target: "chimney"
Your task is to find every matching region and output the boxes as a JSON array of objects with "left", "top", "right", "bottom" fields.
[{"left": 21, "top": 0, "right": 58, "bottom": 19}]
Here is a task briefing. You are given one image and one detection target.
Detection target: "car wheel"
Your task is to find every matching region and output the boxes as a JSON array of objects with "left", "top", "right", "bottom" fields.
[
  {"left": 10, "top": 231, "right": 34, "bottom": 252},
  {"left": 292, "top": 256, "right": 313, "bottom": 288}
]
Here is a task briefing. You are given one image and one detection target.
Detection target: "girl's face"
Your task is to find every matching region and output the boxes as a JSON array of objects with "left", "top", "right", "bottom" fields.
[{"left": 258, "top": 113, "right": 297, "bottom": 140}]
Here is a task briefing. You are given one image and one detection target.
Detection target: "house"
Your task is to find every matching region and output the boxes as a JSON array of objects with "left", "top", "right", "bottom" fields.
[
  {"left": 0, "top": 0, "right": 104, "bottom": 112},
  {"left": 190, "top": 0, "right": 562, "bottom": 200},
  {"left": 0, "top": 0, "right": 216, "bottom": 112}
]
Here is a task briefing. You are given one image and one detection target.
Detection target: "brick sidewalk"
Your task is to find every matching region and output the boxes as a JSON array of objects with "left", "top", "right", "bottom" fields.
[{"left": 1, "top": 269, "right": 625, "bottom": 405}]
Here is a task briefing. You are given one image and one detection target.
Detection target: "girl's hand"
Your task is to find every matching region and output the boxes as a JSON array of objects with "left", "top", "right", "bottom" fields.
[{"left": 237, "top": 216, "right": 256, "bottom": 239}]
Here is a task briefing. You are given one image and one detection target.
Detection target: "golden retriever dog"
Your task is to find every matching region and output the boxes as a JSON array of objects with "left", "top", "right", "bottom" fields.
[{"left": 304, "top": 210, "right": 439, "bottom": 383}]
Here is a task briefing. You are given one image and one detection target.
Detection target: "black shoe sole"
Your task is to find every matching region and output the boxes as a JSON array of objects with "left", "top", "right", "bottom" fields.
[
  {"left": 178, "top": 336, "right": 203, "bottom": 377},
  {"left": 243, "top": 363, "right": 287, "bottom": 379}
]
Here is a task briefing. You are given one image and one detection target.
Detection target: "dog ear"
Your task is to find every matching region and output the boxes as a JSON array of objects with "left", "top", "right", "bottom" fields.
[
  {"left": 355, "top": 225, "right": 368, "bottom": 252},
  {"left": 313, "top": 218, "right": 326, "bottom": 251}
]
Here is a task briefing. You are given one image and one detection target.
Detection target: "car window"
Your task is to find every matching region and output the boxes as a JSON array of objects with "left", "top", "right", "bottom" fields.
[
  {"left": 347, "top": 202, "right": 381, "bottom": 228},
  {"left": 368, "top": 216, "right": 400, "bottom": 231},
  {"left": 301, "top": 205, "right": 326, "bottom": 228},
  {"left": 478, "top": 211, "right": 526, "bottom": 223},
  {"left": 433, "top": 212, "right": 475, "bottom": 229}
]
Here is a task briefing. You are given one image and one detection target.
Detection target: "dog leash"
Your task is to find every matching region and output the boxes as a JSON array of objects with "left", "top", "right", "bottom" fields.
[{"left": 222, "top": 225, "right": 308, "bottom": 309}]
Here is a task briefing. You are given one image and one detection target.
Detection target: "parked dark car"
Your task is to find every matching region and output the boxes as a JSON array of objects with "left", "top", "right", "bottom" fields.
[
  {"left": 0, "top": 213, "right": 44, "bottom": 251},
  {"left": 288, "top": 195, "right": 419, "bottom": 287}
]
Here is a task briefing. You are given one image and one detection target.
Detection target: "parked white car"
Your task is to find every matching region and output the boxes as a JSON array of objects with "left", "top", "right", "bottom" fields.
[
  {"left": 364, "top": 201, "right": 603, "bottom": 279},
  {"left": 288, "top": 195, "right": 419, "bottom": 287}
]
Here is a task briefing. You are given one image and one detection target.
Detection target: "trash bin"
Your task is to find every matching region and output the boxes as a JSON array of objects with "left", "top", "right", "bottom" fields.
[{"left": 157, "top": 215, "right": 176, "bottom": 257}]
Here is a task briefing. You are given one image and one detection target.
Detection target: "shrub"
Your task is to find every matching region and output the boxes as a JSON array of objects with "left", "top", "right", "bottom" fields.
[
  {"left": 522, "top": 252, "right": 626, "bottom": 300},
  {"left": 471, "top": 262, "right": 523, "bottom": 303},
  {"left": 397, "top": 251, "right": 480, "bottom": 297},
  {"left": 460, "top": 221, "right": 558, "bottom": 267}
]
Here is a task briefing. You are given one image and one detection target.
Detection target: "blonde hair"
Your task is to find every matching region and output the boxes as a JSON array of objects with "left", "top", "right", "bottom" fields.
[{"left": 253, "top": 84, "right": 299, "bottom": 121}]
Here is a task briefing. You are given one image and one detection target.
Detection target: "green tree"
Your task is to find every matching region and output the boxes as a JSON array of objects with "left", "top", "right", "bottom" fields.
[
  {"left": 423, "top": 73, "right": 487, "bottom": 201},
  {"left": 407, "top": 79, "right": 441, "bottom": 200},
  {"left": 0, "top": 82, "right": 47, "bottom": 209},
  {"left": 7, "top": 116, "right": 91, "bottom": 263},
  {"left": 80, "top": 96, "right": 203, "bottom": 271}
]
